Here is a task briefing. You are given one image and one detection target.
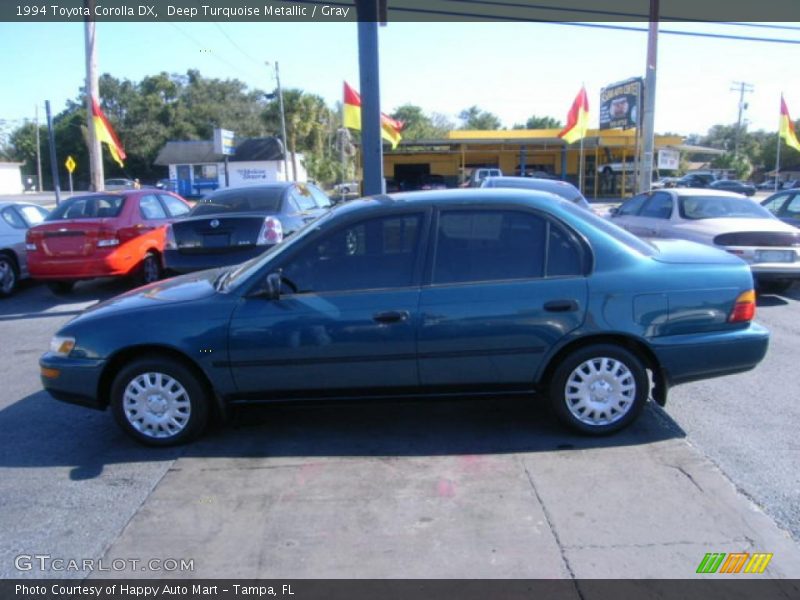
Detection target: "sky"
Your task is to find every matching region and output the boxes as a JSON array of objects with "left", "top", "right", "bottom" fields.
[{"left": 1, "top": 20, "right": 799, "bottom": 138}]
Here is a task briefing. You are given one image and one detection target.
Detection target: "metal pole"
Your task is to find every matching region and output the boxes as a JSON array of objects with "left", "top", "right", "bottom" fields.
[
  {"left": 731, "top": 82, "right": 753, "bottom": 159},
  {"left": 34, "top": 105, "right": 43, "bottom": 191},
  {"left": 84, "top": 4, "right": 103, "bottom": 191},
  {"left": 274, "top": 62, "right": 291, "bottom": 182},
  {"left": 578, "top": 138, "right": 585, "bottom": 193},
  {"left": 68, "top": 171, "right": 74, "bottom": 196},
  {"left": 224, "top": 155, "right": 230, "bottom": 187},
  {"left": 45, "top": 100, "right": 61, "bottom": 205},
  {"left": 639, "top": 0, "right": 659, "bottom": 194},
  {"left": 357, "top": 0, "right": 384, "bottom": 195},
  {"left": 775, "top": 119, "right": 782, "bottom": 192}
]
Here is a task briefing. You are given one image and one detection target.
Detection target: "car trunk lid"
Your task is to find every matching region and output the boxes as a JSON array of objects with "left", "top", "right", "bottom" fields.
[
  {"left": 170, "top": 215, "right": 268, "bottom": 254},
  {"left": 29, "top": 220, "right": 117, "bottom": 257}
]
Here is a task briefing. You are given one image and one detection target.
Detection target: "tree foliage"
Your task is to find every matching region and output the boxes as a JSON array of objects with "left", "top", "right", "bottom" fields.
[
  {"left": 458, "top": 106, "right": 502, "bottom": 130},
  {"left": 512, "top": 115, "right": 563, "bottom": 129}
]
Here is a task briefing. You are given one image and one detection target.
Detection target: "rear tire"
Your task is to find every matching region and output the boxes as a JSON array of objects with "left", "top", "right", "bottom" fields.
[
  {"left": 548, "top": 344, "right": 649, "bottom": 435},
  {"left": 46, "top": 281, "right": 75, "bottom": 295},
  {"left": 111, "top": 356, "right": 209, "bottom": 447},
  {"left": 0, "top": 253, "right": 19, "bottom": 298},
  {"left": 137, "top": 251, "right": 162, "bottom": 286}
]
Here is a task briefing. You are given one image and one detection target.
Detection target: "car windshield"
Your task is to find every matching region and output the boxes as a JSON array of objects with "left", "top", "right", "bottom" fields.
[
  {"left": 46, "top": 195, "right": 125, "bottom": 220},
  {"left": 191, "top": 188, "right": 284, "bottom": 215},
  {"left": 678, "top": 195, "right": 773, "bottom": 220}
]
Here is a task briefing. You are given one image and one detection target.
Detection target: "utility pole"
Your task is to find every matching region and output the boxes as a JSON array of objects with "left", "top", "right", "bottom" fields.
[
  {"left": 34, "top": 105, "right": 43, "bottom": 191},
  {"left": 84, "top": 1, "right": 103, "bottom": 191},
  {"left": 45, "top": 101, "right": 61, "bottom": 204},
  {"left": 266, "top": 61, "right": 291, "bottom": 182},
  {"left": 356, "top": 0, "right": 384, "bottom": 195},
  {"left": 731, "top": 81, "right": 754, "bottom": 159},
  {"left": 638, "top": 0, "right": 659, "bottom": 194}
]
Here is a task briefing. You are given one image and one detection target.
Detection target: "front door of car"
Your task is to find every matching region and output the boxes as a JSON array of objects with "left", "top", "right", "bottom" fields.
[
  {"left": 633, "top": 192, "right": 675, "bottom": 238},
  {"left": 417, "top": 208, "right": 588, "bottom": 387},
  {"left": 227, "top": 211, "right": 428, "bottom": 396}
]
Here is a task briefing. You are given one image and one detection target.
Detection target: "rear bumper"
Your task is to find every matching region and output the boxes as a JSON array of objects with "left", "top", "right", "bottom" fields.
[
  {"left": 40, "top": 353, "right": 106, "bottom": 410},
  {"left": 651, "top": 322, "right": 770, "bottom": 386},
  {"left": 28, "top": 250, "right": 137, "bottom": 280},
  {"left": 751, "top": 265, "right": 800, "bottom": 280},
  {"left": 164, "top": 247, "right": 269, "bottom": 274}
]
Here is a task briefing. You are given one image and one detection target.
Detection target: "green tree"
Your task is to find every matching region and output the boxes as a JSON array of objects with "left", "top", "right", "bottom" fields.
[
  {"left": 458, "top": 106, "right": 502, "bottom": 130},
  {"left": 390, "top": 104, "right": 452, "bottom": 140},
  {"left": 512, "top": 115, "right": 563, "bottom": 129}
]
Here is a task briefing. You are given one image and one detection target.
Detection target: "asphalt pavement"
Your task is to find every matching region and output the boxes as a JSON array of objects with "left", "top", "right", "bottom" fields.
[{"left": 0, "top": 277, "right": 799, "bottom": 580}]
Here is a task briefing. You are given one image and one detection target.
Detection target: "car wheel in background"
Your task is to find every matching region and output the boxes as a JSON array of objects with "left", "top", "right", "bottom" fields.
[
  {"left": 0, "top": 253, "right": 19, "bottom": 297},
  {"left": 46, "top": 281, "right": 75, "bottom": 295},
  {"left": 137, "top": 251, "right": 162, "bottom": 286},
  {"left": 549, "top": 344, "right": 649, "bottom": 435},
  {"left": 111, "top": 356, "right": 209, "bottom": 446}
]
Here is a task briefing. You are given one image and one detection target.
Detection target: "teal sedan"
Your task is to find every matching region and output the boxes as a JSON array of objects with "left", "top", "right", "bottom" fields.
[{"left": 40, "top": 189, "right": 769, "bottom": 446}]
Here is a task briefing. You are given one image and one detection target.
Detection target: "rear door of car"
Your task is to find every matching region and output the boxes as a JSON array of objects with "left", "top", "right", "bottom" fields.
[{"left": 416, "top": 206, "right": 588, "bottom": 387}]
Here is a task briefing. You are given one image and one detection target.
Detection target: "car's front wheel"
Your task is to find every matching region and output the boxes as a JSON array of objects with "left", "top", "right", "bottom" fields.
[
  {"left": 111, "top": 357, "right": 209, "bottom": 446},
  {"left": 549, "top": 344, "right": 649, "bottom": 435}
]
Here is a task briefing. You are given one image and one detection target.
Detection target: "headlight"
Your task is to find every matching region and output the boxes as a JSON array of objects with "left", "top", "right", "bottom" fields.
[{"left": 49, "top": 335, "right": 76, "bottom": 356}]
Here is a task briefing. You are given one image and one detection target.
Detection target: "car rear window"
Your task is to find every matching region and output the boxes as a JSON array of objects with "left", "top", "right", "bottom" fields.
[
  {"left": 192, "top": 188, "right": 284, "bottom": 215},
  {"left": 46, "top": 195, "right": 125, "bottom": 220},
  {"left": 678, "top": 195, "right": 773, "bottom": 220}
]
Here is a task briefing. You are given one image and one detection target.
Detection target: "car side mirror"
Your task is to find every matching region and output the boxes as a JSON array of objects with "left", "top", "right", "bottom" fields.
[{"left": 264, "top": 271, "right": 282, "bottom": 300}]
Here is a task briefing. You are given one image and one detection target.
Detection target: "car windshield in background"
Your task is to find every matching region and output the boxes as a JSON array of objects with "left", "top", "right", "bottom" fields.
[
  {"left": 191, "top": 188, "right": 284, "bottom": 215},
  {"left": 562, "top": 202, "right": 656, "bottom": 256},
  {"left": 45, "top": 195, "right": 125, "bottom": 220},
  {"left": 678, "top": 196, "right": 773, "bottom": 220}
]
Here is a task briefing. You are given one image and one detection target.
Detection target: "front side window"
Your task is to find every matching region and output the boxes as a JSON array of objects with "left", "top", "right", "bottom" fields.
[
  {"left": 616, "top": 194, "right": 648, "bottom": 217},
  {"left": 783, "top": 194, "right": 800, "bottom": 217},
  {"left": 281, "top": 213, "right": 423, "bottom": 293},
  {"left": 761, "top": 193, "right": 789, "bottom": 214},
  {"left": 639, "top": 192, "right": 673, "bottom": 219},
  {"left": 432, "top": 210, "right": 546, "bottom": 284},
  {"left": 139, "top": 195, "right": 167, "bottom": 220}
]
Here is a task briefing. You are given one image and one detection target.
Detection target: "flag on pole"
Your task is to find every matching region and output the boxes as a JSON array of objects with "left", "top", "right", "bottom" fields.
[
  {"left": 343, "top": 82, "right": 404, "bottom": 149},
  {"left": 779, "top": 95, "right": 800, "bottom": 152},
  {"left": 91, "top": 97, "right": 126, "bottom": 167},
  {"left": 558, "top": 87, "right": 590, "bottom": 144}
]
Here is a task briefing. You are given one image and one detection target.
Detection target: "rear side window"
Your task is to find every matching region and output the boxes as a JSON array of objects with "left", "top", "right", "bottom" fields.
[
  {"left": 18, "top": 205, "right": 48, "bottom": 226},
  {"left": 306, "top": 184, "right": 332, "bottom": 209},
  {"left": 159, "top": 194, "right": 190, "bottom": 217},
  {"left": 761, "top": 194, "right": 789, "bottom": 214},
  {"left": 139, "top": 195, "right": 168, "bottom": 220},
  {"left": 46, "top": 195, "right": 125, "bottom": 220},
  {"left": 432, "top": 210, "right": 546, "bottom": 284},
  {"left": 290, "top": 186, "right": 317, "bottom": 211}
]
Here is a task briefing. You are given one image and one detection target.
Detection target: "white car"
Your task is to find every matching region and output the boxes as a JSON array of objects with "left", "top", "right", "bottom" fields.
[
  {"left": 609, "top": 188, "right": 800, "bottom": 293},
  {"left": 0, "top": 201, "right": 50, "bottom": 297}
]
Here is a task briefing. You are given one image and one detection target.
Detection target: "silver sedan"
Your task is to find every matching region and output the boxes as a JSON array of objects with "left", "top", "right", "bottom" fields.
[
  {"left": 0, "top": 201, "right": 50, "bottom": 297},
  {"left": 609, "top": 188, "right": 800, "bottom": 293}
]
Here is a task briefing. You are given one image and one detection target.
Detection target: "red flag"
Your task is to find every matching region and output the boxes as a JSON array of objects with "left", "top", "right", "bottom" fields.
[{"left": 91, "top": 97, "right": 126, "bottom": 167}]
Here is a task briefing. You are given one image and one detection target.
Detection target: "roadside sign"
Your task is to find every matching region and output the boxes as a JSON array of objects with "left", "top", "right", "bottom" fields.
[{"left": 65, "top": 156, "right": 76, "bottom": 174}]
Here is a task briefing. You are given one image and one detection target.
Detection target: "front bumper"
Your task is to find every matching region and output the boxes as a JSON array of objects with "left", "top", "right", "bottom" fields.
[
  {"left": 39, "top": 353, "right": 107, "bottom": 410},
  {"left": 163, "top": 247, "right": 269, "bottom": 274},
  {"left": 650, "top": 322, "right": 770, "bottom": 386}
]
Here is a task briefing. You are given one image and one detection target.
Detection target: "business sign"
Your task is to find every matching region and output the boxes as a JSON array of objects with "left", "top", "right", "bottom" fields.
[
  {"left": 213, "top": 128, "right": 236, "bottom": 156},
  {"left": 599, "top": 77, "right": 643, "bottom": 130},
  {"left": 658, "top": 148, "right": 680, "bottom": 170}
]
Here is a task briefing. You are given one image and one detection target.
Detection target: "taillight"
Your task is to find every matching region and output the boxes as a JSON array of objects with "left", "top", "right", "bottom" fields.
[
  {"left": 96, "top": 230, "right": 120, "bottom": 248},
  {"left": 729, "top": 289, "right": 756, "bottom": 323},
  {"left": 165, "top": 224, "right": 177, "bottom": 250},
  {"left": 257, "top": 217, "right": 283, "bottom": 246},
  {"left": 25, "top": 232, "right": 35, "bottom": 251}
]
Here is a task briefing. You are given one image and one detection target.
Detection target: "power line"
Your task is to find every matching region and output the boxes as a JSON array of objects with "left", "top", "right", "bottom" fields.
[
  {"left": 212, "top": 22, "right": 264, "bottom": 67},
  {"left": 167, "top": 22, "right": 254, "bottom": 78}
]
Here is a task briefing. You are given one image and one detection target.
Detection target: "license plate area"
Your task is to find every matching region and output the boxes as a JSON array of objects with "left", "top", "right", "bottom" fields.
[
  {"left": 755, "top": 249, "right": 795, "bottom": 263},
  {"left": 203, "top": 233, "right": 230, "bottom": 248}
]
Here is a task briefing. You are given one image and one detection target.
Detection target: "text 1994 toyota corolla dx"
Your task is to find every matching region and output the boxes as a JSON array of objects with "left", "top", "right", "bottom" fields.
[{"left": 40, "top": 189, "right": 769, "bottom": 446}]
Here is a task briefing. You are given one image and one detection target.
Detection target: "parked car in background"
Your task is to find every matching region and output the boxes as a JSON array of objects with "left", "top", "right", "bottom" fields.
[
  {"left": 419, "top": 175, "right": 447, "bottom": 191},
  {"left": 333, "top": 181, "right": 360, "bottom": 196},
  {"left": 467, "top": 168, "right": 503, "bottom": 187},
  {"left": 104, "top": 178, "right": 137, "bottom": 191},
  {"left": 761, "top": 190, "right": 800, "bottom": 229},
  {"left": 40, "top": 189, "right": 769, "bottom": 446},
  {"left": 709, "top": 179, "right": 756, "bottom": 197},
  {"left": 756, "top": 180, "right": 781, "bottom": 191},
  {"left": 163, "top": 182, "right": 332, "bottom": 275},
  {"left": 481, "top": 176, "right": 591, "bottom": 210},
  {"left": 675, "top": 173, "right": 716, "bottom": 188},
  {"left": 651, "top": 177, "right": 680, "bottom": 189},
  {"left": 609, "top": 188, "right": 800, "bottom": 293},
  {"left": 26, "top": 191, "right": 191, "bottom": 294},
  {"left": 0, "top": 202, "right": 49, "bottom": 297}
]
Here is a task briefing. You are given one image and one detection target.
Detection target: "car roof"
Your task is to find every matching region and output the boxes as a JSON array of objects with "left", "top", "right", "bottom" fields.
[
  {"left": 662, "top": 188, "right": 743, "bottom": 198},
  {"left": 485, "top": 176, "right": 579, "bottom": 192}
]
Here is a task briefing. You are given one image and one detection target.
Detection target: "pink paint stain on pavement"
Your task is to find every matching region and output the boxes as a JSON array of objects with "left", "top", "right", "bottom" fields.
[{"left": 437, "top": 478, "right": 456, "bottom": 498}]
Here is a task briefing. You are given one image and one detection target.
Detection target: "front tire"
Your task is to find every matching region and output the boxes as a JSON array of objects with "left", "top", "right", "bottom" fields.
[
  {"left": 549, "top": 344, "right": 649, "bottom": 435},
  {"left": 0, "top": 254, "right": 19, "bottom": 297},
  {"left": 111, "top": 357, "right": 209, "bottom": 446}
]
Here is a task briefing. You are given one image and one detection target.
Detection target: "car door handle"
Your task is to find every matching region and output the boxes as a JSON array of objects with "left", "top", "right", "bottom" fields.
[
  {"left": 543, "top": 300, "right": 579, "bottom": 313},
  {"left": 373, "top": 310, "right": 410, "bottom": 324}
]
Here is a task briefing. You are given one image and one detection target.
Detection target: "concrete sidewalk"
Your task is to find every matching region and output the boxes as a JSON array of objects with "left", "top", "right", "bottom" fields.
[{"left": 94, "top": 400, "right": 800, "bottom": 580}]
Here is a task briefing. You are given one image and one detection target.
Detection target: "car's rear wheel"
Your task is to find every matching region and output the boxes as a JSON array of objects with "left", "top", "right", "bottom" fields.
[
  {"left": 111, "top": 357, "right": 209, "bottom": 446},
  {"left": 46, "top": 281, "right": 75, "bottom": 295},
  {"left": 549, "top": 344, "right": 648, "bottom": 435},
  {"left": 0, "top": 253, "right": 19, "bottom": 297},
  {"left": 137, "top": 251, "right": 162, "bottom": 286}
]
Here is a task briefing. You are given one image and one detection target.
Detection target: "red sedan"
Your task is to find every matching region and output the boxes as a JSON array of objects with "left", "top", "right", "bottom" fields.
[{"left": 26, "top": 190, "right": 191, "bottom": 294}]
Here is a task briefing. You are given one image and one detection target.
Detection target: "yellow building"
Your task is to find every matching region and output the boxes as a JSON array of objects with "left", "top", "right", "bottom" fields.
[{"left": 381, "top": 128, "right": 685, "bottom": 198}]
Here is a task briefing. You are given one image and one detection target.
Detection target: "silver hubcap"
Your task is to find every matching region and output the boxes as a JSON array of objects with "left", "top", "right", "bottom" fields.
[
  {"left": 143, "top": 257, "right": 159, "bottom": 283},
  {"left": 0, "top": 260, "right": 15, "bottom": 294},
  {"left": 123, "top": 372, "right": 191, "bottom": 439},
  {"left": 565, "top": 357, "right": 636, "bottom": 426}
]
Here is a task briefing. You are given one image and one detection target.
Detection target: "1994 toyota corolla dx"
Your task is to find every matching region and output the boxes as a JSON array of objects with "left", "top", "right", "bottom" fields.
[{"left": 40, "top": 189, "right": 770, "bottom": 446}]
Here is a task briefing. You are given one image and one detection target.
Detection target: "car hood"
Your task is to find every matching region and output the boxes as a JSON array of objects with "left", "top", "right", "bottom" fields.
[
  {"left": 671, "top": 218, "right": 794, "bottom": 240},
  {"left": 650, "top": 239, "right": 744, "bottom": 265},
  {"left": 72, "top": 268, "right": 223, "bottom": 322}
]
